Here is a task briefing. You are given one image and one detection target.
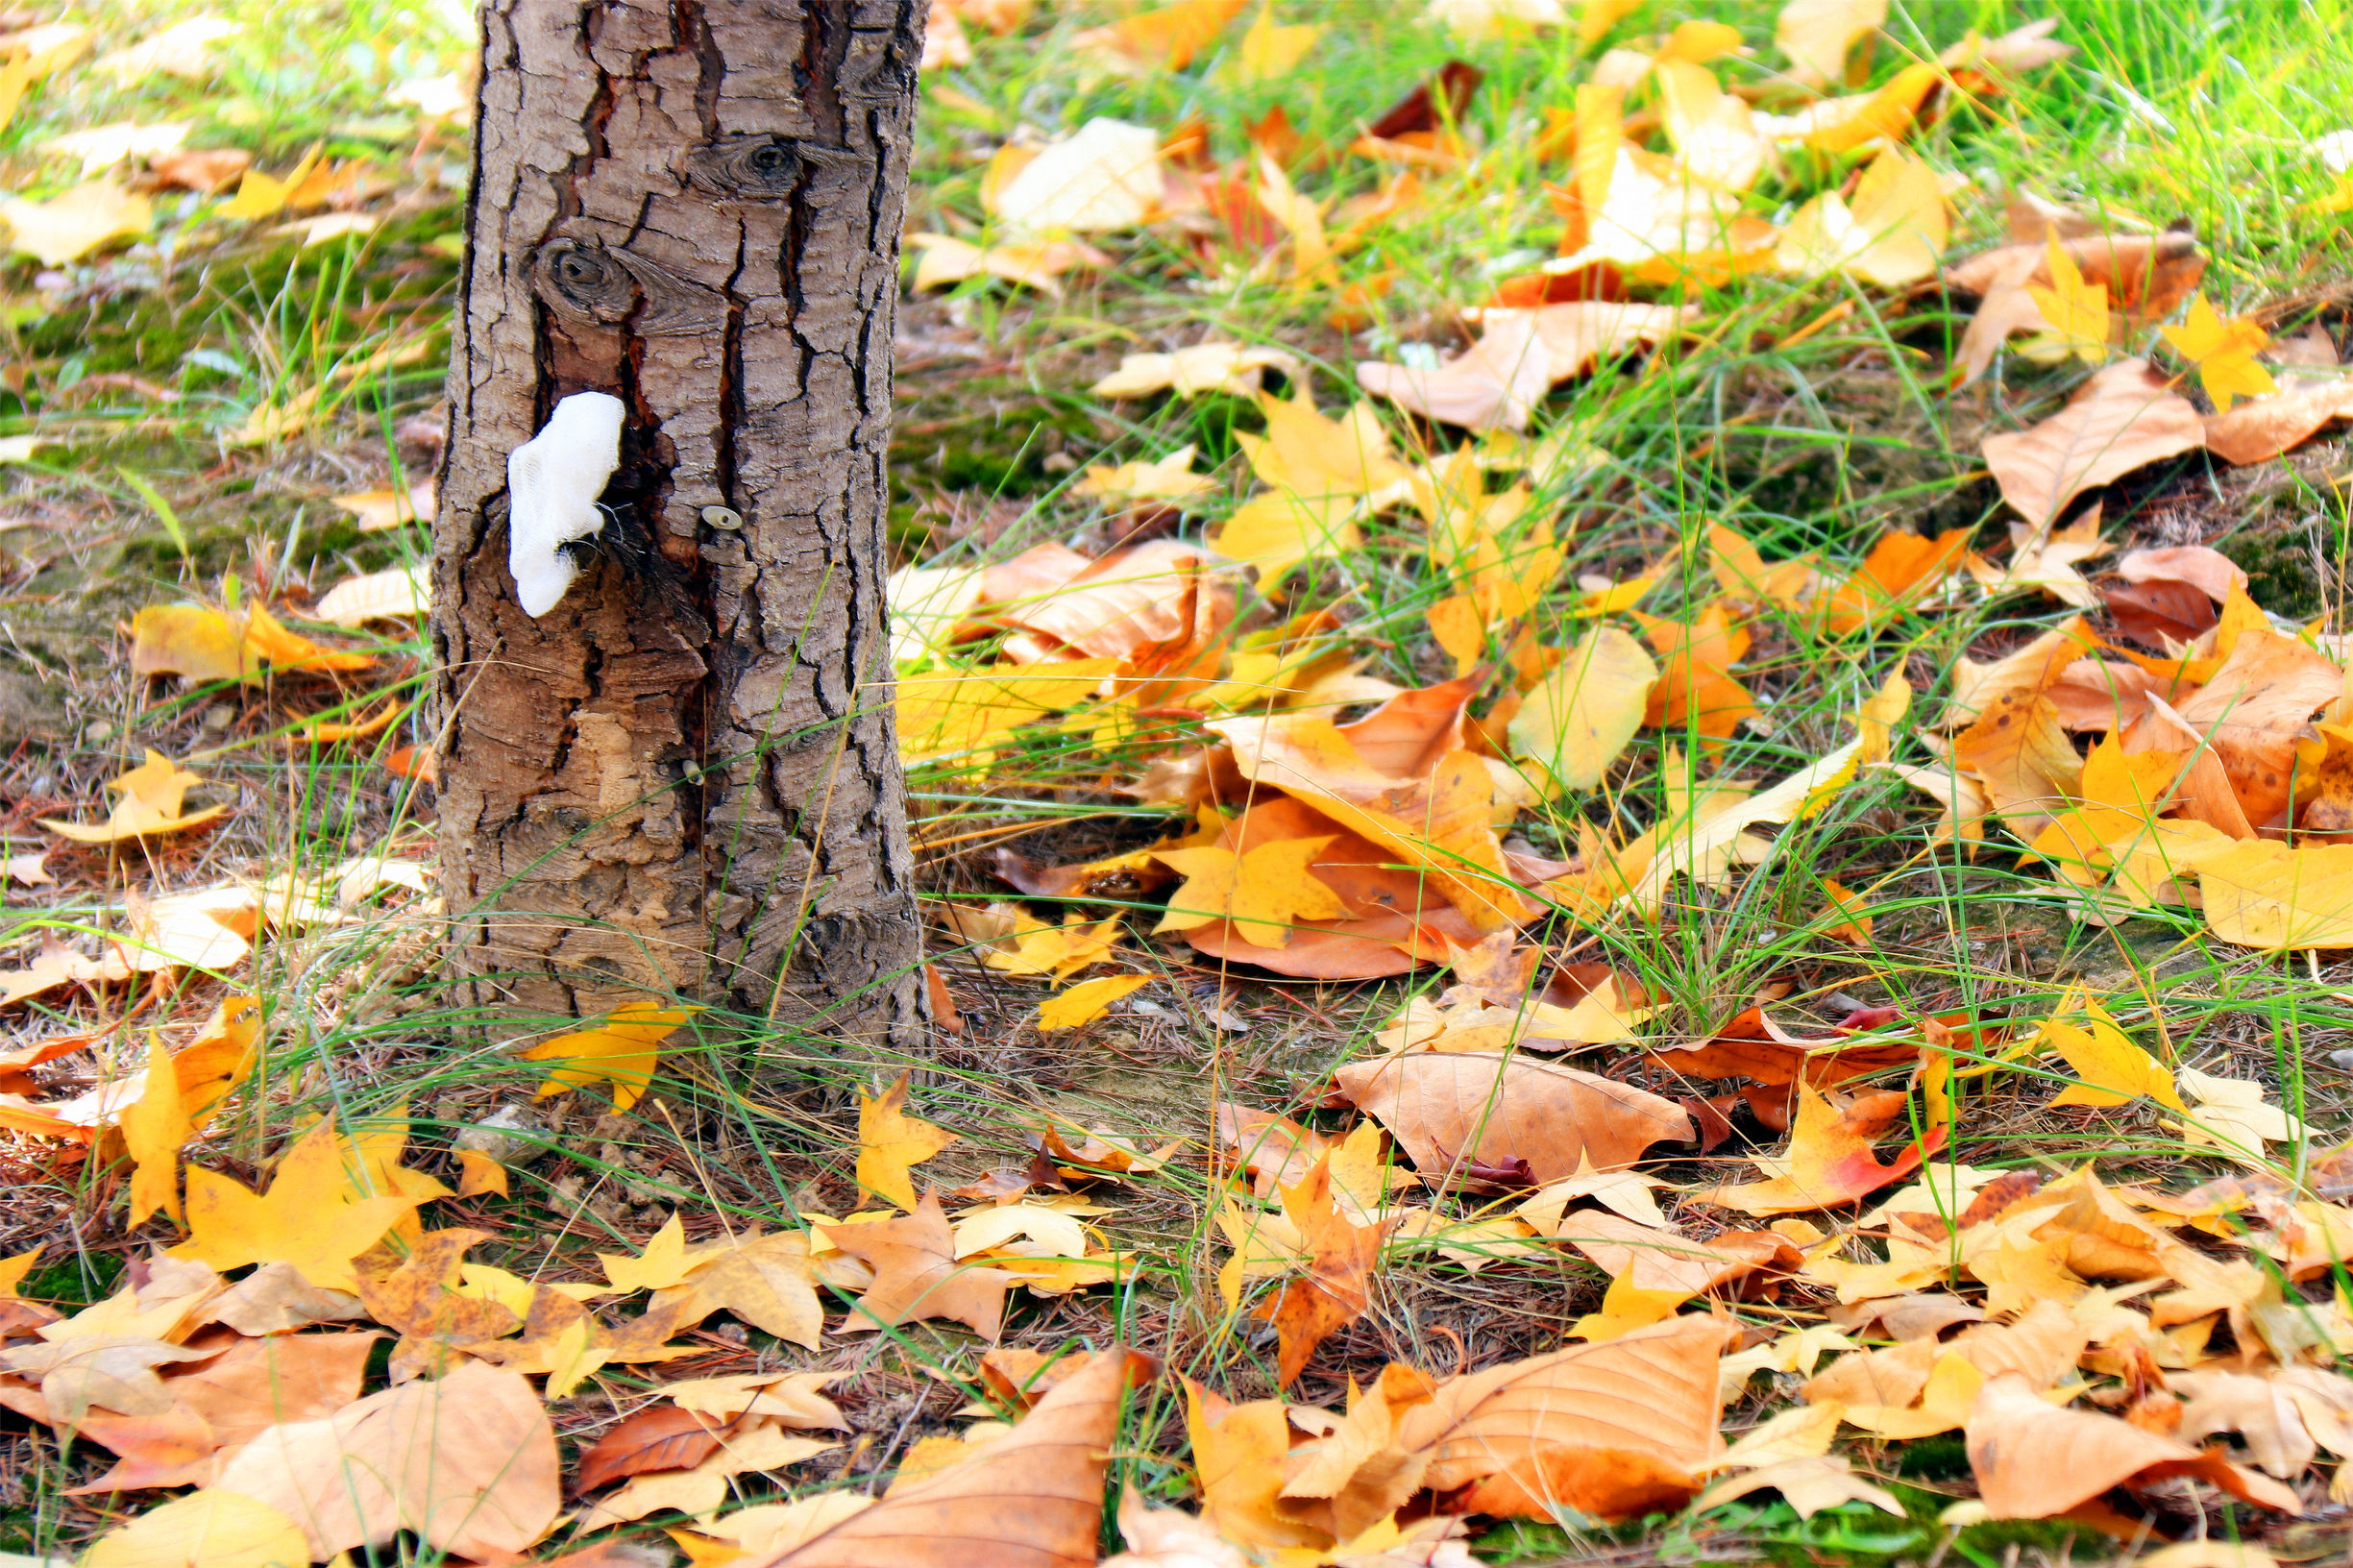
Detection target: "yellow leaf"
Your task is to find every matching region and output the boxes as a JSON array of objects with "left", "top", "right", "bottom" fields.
[
  {"left": 0, "top": 1244, "right": 39, "bottom": 1297},
  {"left": 601, "top": 1212, "right": 694, "bottom": 1292},
  {"left": 518, "top": 1002, "right": 700, "bottom": 1112},
  {"left": 39, "top": 750, "right": 228, "bottom": 845},
  {"left": 1579, "top": 0, "right": 1641, "bottom": 47},
  {"left": 1776, "top": 147, "right": 1947, "bottom": 287},
  {"left": 1080, "top": 0, "right": 1245, "bottom": 73},
  {"left": 1152, "top": 837, "right": 1349, "bottom": 947},
  {"left": 2025, "top": 235, "right": 2110, "bottom": 365},
  {"left": 542, "top": 1314, "right": 608, "bottom": 1397},
  {"left": 1507, "top": 625, "right": 1658, "bottom": 795},
  {"left": 217, "top": 145, "right": 322, "bottom": 221},
  {"left": 1036, "top": 973, "right": 1152, "bottom": 1031},
  {"left": 1207, "top": 490, "right": 1360, "bottom": 589},
  {"left": 857, "top": 1069, "right": 957, "bottom": 1211},
  {"left": 173, "top": 1121, "right": 424, "bottom": 1290},
  {"left": 1776, "top": 0, "right": 1887, "bottom": 86},
  {"left": 1427, "top": 594, "right": 1487, "bottom": 676},
  {"left": 2042, "top": 998, "right": 2185, "bottom": 1111},
  {"left": 1568, "top": 1272, "right": 1691, "bottom": 1342},
  {"left": 2159, "top": 293, "right": 2277, "bottom": 412},
  {"left": 1656, "top": 17, "right": 1745, "bottom": 64},
  {"left": 453, "top": 1150, "right": 509, "bottom": 1198},
  {"left": 980, "top": 911, "right": 1125, "bottom": 979},
  {"left": 1232, "top": 3, "right": 1320, "bottom": 81},
  {"left": 1072, "top": 445, "right": 1214, "bottom": 504},
  {"left": 121, "top": 1033, "right": 188, "bottom": 1228},
  {"left": 0, "top": 179, "right": 152, "bottom": 265},
  {"left": 84, "top": 1488, "right": 309, "bottom": 1568},
  {"left": 895, "top": 659, "right": 1119, "bottom": 773}
]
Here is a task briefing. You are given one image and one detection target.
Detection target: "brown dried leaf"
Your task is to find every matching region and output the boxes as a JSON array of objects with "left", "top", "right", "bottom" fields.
[
  {"left": 1981, "top": 360, "right": 2205, "bottom": 532},
  {"left": 1334, "top": 1051, "right": 1690, "bottom": 1184},
  {"left": 1393, "top": 1315, "right": 1731, "bottom": 1519},
  {"left": 1965, "top": 1371, "right": 2302, "bottom": 1519},
  {"left": 746, "top": 1348, "right": 1149, "bottom": 1568},
  {"left": 212, "top": 1359, "right": 561, "bottom": 1560}
]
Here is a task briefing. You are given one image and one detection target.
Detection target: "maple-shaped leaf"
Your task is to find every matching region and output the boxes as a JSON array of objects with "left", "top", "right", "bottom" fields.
[
  {"left": 2159, "top": 292, "right": 2278, "bottom": 411},
  {"left": 173, "top": 1120, "right": 425, "bottom": 1291},
  {"left": 823, "top": 1191, "right": 1017, "bottom": 1340},
  {"left": 1256, "top": 1155, "right": 1382, "bottom": 1384},
  {"left": 1151, "top": 837, "right": 1348, "bottom": 947},
  {"left": 601, "top": 1212, "right": 696, "bottom": 1293},
  {"left": 1703, "top": 1084, "right": 1942, "bottom": 1215},
  {"left": 2038, "top": 996, "right": 2185, "bottom": 1112},
  {"left": 355, "top": 1228, "right": 523, "bottom": 1382},
  {"left": 979, "top": 910, "right": 1125, "bottom": 980},
  {"left": 677, "top": 1232, "right": 825, "bottom": 1350},
  {"left": 519, "top": 1002, "right": 700, "bottom": 1112},
  {"left": 39, "top": 750, "right": 229, "bottom": 845},
  {"left": 857, "top": 1070, "right": 957, "bottom": 1212},
  {"left": 2024, "top": 235, "right": 2110, "bottom": 364}
]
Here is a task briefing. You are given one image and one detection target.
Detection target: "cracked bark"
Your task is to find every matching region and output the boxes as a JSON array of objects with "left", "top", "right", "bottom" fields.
[{"left": 431, "top": 0, "right": 928, "bottom": 1048}]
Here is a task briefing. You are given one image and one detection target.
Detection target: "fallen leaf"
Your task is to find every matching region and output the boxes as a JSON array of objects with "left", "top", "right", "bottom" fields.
[
  {"left": 0, "top": 179, "right": 152, "bottom": 265},
  {"left": 1507, "top": 625, "right": 1657, "bottom": 795},
  {"left": 2160, "top": 294, "right": 2276, "bottom": 410},
  {"left": 762, "top": 1348, "right": 1145, "bottom": 1566},
  {"left": 314, "top": 562, "right": 429, "bottom": 625},
  {"left": 1777, "top": 0, "right": 1884, "bottom": 85},
  {"left": 215, "top": 1359, "right": 561, "bottom": 1560},
  {"left": 2203, "top": 372, "right": 2353, "bottom": 465},
  {"left": 82, "top": 1489, "right": 309, "bottom": 1568},
  {"left": 173, "top": 1120, "right": 424, "bottom": 1292},
  {"left": 518, "top": 1002, "right": 700, "bottom": 1112},
  {"left": 1257, "top": 1155, "right": 1383, "bottom": 1384},
  {"left": 824, "top": 1192, "right": 1017, "bottom": 1340},
  {"left": 120, "top": 1034, "right": 187, "bottom": 1228},
  {"left": 1153, "top": 837, "right": 1349, "bottom": 947},
  {"left": 1036, "top": 973, "right": 1151, "bottom": 1031},
  {"left": 1334, "top": 1052, "right": 1690, "bottom": 1183},
  {"left": 1981, "top": 358, "right": 2207, "bottom": 531},
  {"left": 39, "top": 751, "right": 228, "bottom": 845},
  {"left": 577, "top": 1425, "right": 838, "bottom": 1525},
  {"left": 2023, "top": 235, "right": 2111, "bottom": 365},
  {"left": 1091, "top": 343, "right": 1298, "bottom": 399},
  {"left": 1396, "top": 1315, "right": 1730, "bottom": 1519},
  {"left": 1776, "top": 147, "right": 1947, "bottom": 287},
  {"left": 576, "top": 1405, "right": 739, "bottom": 1493},
  {"left": 1965, "top": 1370, "right": 2301, "bottom": 1519},
  {"left": 988, "top": 118, "right": 1163, "bottom": 232},
  {"left": 857, "top": 1070, "right": 958, "bottom": 1211},
  {"left": 1703, "top": 1084, "right": 1940, "bottom": 1215},
  {"left": 0, "top": 1335, "right": 211, "bottom": 1426}
]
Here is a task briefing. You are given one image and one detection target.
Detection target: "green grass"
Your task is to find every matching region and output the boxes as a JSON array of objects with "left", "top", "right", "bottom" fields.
[{"left": 6, "top": 0, "right": 2353, "bottom": 1562}]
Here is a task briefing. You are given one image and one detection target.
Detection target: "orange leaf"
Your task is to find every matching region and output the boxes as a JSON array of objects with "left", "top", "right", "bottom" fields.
[{"left": 1703, "top": 1083, "right": 1942, "bottom": 1214}]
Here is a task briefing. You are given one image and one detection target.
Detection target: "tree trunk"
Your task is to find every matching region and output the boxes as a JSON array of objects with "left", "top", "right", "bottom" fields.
[{"left": 430, "top": 0, "right": 928, "bottom": 1048}]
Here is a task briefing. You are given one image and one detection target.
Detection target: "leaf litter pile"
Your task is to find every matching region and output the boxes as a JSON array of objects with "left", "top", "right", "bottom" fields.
[{"left": 11, "top": 2, "right": 2353, "bottom": 1566}]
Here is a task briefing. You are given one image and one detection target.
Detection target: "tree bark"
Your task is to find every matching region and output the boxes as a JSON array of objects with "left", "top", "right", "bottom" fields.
[{"left": 431, "top": 0, "right": 928, "bottom": 1048}]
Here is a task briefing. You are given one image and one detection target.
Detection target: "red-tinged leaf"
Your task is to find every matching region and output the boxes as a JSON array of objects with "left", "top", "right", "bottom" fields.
[{"left": 574, "top": 1407, "right": 736, "bottom": 1495}]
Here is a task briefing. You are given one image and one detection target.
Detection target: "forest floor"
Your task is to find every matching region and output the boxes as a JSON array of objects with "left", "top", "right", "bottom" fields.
[{"left": 8, "top": 2, "right": 2353, "bottom": 1566}]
